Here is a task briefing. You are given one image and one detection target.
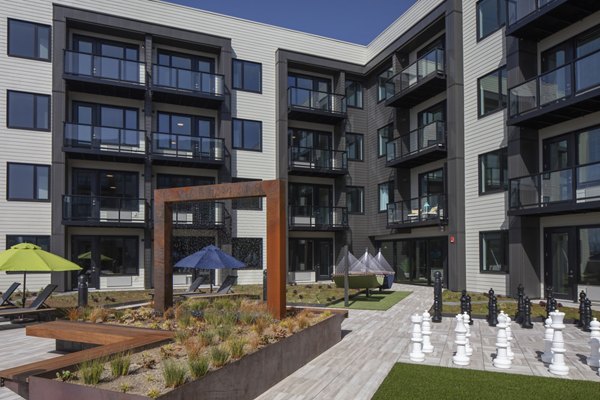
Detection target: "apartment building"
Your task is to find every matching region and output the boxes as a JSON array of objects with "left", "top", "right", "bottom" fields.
[{"left": 0, "top": 0, "right": 599, "bottom": 302}]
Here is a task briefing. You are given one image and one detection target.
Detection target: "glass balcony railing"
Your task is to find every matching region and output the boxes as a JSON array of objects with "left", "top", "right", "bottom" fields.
[
  {"left": 152, "top": 133, "right": 225, "bottom": 163},
  {"left": 64, "top": 123, "right": 145, "bottom": 155},
  {"left": 172, "top": 202, "right": 224, "bottom": 228},
  {"left": 509, "top": 49, "right": 600, "bottom": 118},
  {"left": 152, "top": 65, "right": 224, "bottom": 96},
  {"left": 288, "top": 147, "right": 347, "bottom": 173},
  {"left": 63, "top": 195, "right": 146, "bottom": 224},
  {"left": 385, "top": 48, "right": 445, "bottom": 99},
  {"left": 287, "top": 87, "right": 346, "bottom": 114},
  {"left": 386, "top": 121, "right": 446, "bottom": 164},
  {"left": 288, "top": 206, "right": 348, "bottom": 230},
  {"left": 509, "top": 161, "right": 600, "bottom": 211},
  {"left": 387, "top": 194, "right": 446, "bottom": 227},
  {"left": 507, "top": 0, "right": 558, "bottom": 26},
  {"left": 64, "top": 50, "right": 144, "bottom": 84}
]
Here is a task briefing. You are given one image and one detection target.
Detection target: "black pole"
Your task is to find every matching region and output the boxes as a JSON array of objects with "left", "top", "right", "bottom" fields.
[
  {"left": 516, "top": 283, "right": 524, "bottom": 324},
  {"left": 432, "top": 271, "right": 442, "bottom": 323},
  {"left": 262, "top": 269, "right": 267, "bottom": 302},
  {"left": 78, "top": 272, "right": 88, "bottom": 308},
  {"left": 522, "top": 296, "right": 533, "bottom": 329}
]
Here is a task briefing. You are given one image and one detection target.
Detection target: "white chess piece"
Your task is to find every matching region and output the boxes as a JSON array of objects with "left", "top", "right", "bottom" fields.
[
  {"left": 422, "top": 310, "right": 434, "bottom": 353},
  {"left": 541, "top": 316, "right": 554, "bottom": 364},
  {"left": 453, "top": 314, "right": 470, "bottom": 366},
  {"left": 505, "top": 313, "right": 514, "bottom": 360},
  {"left": 463, "top": 312, "right": 473, "bottom": 356},
  {"left": 548, "top": 310, "right": 569, "bottom": 376},
  {"left": 409, "top": 313, "right": 425, "bottom": 362},
  {"left": 588, "top": 318, "right": 600, "bottom": 368},
  {"left": 493, "top": 311, "right": 511, "bottom": 369}
]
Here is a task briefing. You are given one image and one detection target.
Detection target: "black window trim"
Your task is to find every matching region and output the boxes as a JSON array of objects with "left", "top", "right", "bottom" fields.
[
  {"left": 232, "top": 118, "right": 263, "bottom": 152},
  {"left": 377, "top": 67, "right": 393, "bottom": 103},
  {"left": 479, "top": 230, "right": 509, "bottom": 274},
  {"left": 232, "top": 58, "right": 263, "bottom": 94},
  {"left": 345, "top": 79, "right": 364, "bottom": 109},
  {"left": 156, "top": 110, "right": 215, "bottom": 137},
  {"left": 378, "top": 181, "right": 394, "bottom": 213},
  {"left": 6, "top": 162, "right": 51, "bottom": 202},
  {"left": 71, "top": 234, "right": 140, "bottom": 277},
  {"left": 232, "top": 237, "right": 263, "bottom": 270},
  {"left": 6, "top": 235, "right": 51, "bottom": 250},
  {"left": 478, "top": 147, "right": 508, "bottom": 196},
  {"left": 232, "top": 177, "right": 263, "bottom": 210},
  {"left": 377, "top": 123, "right": 393, "bottom": 158},
  {"left": 346, "top": 132, "right": 364, "bottom": 162},
  {"left": 346, "top": 185, "right": 365, "bottom": 215},
  {"left": 476, "top": 0, "right": 507, "bottom": 42},
  {"left": 477, "top": 65, "right": 507, "bottom": 119},
  {"left": 6, "top": 90, "right": 51, "bottom": 132},
  {"left": 7, "top": 18, "right": 52, "bottom": 62}
]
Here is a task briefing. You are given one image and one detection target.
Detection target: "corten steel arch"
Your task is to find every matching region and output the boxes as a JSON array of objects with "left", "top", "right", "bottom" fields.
[{"left": 153, "top": 179, "right": 287, "bottom": 319}]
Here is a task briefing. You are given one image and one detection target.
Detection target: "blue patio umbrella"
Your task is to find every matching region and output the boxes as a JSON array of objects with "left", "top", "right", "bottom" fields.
[{"left": 174, "top": 245, "right": 246, "bottom": 292}]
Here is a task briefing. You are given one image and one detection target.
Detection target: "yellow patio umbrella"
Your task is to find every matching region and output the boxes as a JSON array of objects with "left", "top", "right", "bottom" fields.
[
  {"left": 78, "top": 251, "right": 113, "bottom": 262},
  {"left": 0, "top": 243, "right": 82, "bottom": 307}
]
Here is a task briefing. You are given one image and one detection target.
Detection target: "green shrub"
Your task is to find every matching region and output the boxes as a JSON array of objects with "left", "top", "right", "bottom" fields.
[
  {"left": 216, "top": 324, "right": 233, "bottom": 341},
  {"left": 199, "top": 330, "right": 216, "bottom": 346},
  {"left": 227, "top": 338, "right": 246, "bottom": 359},
  {"left": 188, "top": 355, "right": 210, "bottom": 379},
  {"left": 110, "top": 353, "right": 131, "bottom": 378},
  {"left": 147, "top": 388, "right": 161, "bottom": 399},
  {"left": 210, "top": 346, "right": 230, "bottom": 368},
  {"left": 174, "top": 330, "right": 190, "bottom": 344},
  {"left": 188, "top": 299, "right": 209, "bottom": 312},
  {"left": 162, "top": 360, "right": 187, "bottom": 388},
  {"left": 177, "top": 309, "right": 193, "bottom": 329},
  {"left": 79, "top": 359, "right": 104, "bottom": 385},
  {"left": 211, "top": 298, "right": 238, "bottom": 311}
]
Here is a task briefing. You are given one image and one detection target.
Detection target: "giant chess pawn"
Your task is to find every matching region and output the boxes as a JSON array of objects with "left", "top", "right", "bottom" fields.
[
  {"left": 493, "top": 311, "right": 511, "bottom": 369},
  {"left": 422, "top": 310, "right": 434, "bottom": 353},
  {"left": 549, "top": 310, "right": 569, "bottom": 376},
  {"left": 463, "top": 312, "right": 473, "bottom": 356},
  {"left": 453, "top": 314, "right": 470, "bottom": 366},
  {"left": 410, "top": 313, "right": 425, "bottom": 362},
  {"left": 588, "top": 318, "right": 600, "bottom": 368},
  {"left": 541, "top": 316, "right": 554, "bottom": 364},
  {"left": 505, "top": 313, "right": 514, "bottom": 360}
]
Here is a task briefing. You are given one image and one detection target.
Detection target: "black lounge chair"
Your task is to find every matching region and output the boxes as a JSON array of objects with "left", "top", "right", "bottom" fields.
[
  {"left": 0, "top": 282, "right": 20, "bottom": 307},
  {"left": 0, "top": 284, "right": 57, "bottom": 320},
  {"left": 180, "top": 275, "right": 237, "bottom": 298},
  {"left": 150, "top": 275, "right": 208, "bottom": 299}
]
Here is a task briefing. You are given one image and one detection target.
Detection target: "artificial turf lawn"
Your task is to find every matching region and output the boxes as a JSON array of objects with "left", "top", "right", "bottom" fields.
[
  {"left": 328, "top": 290, "right": 411, "bottom": 310},
  {"left": 372, "top": 363, "right": 600, "bottom": 400}
]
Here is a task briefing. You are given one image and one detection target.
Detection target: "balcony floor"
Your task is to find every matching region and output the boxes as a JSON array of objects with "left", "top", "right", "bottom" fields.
[
  {"left": 508, "top": 199, "right": 600, "bottom": 217},
  {"left": 151, "top": 155, "right": 225, "bottom": 169},
  {"left": 64, "top": 74, "right": 146, "bottom": 99},
  {"left": 63, "top": 147, "right": 146, "bottom": 163},
  {"left": 387, "top": 217, "right": 445, "bottom": 230},
  {"left": 288, "top": 166, "right": 348, "bottom": 177},
  {"left": 287, "top": 107, "right": 346, "bottom": 124},
  {"left": 385, "top": 73, "right": 446, "bottom": 108},
  {"left": 152, "top": 86, "right": 225, "bottom": 109},
  {"left": 386, "top": 146, "right": 447, "bottom": 168}
]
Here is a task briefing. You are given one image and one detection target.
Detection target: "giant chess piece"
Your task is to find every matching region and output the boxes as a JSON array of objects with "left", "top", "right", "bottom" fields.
[
  {"left": 578, "top": 291, "right": 587, "bottom": 328},
  {"left": 522, "top": 296, "right": 533, "bottom": 329},
  {"left": 545, "top": 286, "right": 553, "bottom": 319},
  {"left": 422, "top": 310, "right": 434, "bottom": 354},
  {"left": 493, "top": 311, "right": 511, "bottom": 369},
  {"left": 463, "top": 312, "right": 473, "bottom": 356},
  {"left": 453, "top": 314, "right": 470, "bottom": 366},
  {"left": 516, "top": 284, "right": 525, "bottom": 324},
  {"left": 548, "top": 310, "right": 569, "bottom": 376},
  {"left": 583, "top": 299, "right": 593, "bottom": 332},
  {"left": 432, "top": 271, "right": 443, "bottom": 323},
  {"left": 588, "top": 318, "right": 600, "bottom": 368},
  {"left": 541, "top": 316, "right": 554, "bottom": 364},
  {"left": 460, "top": 290, "right": 468, "bottom": 315},
  {"left": 410, "top": 313, "right": 425, "bottom": 362},
  {"left": 489, "top": 295, "right": 499, "bottom": 327},
  {"left": 487, "top": 288, "right": 495, "bottom": 324},
  {"left": 505, "top": 313, "right": 514, "bottom": 360},
  {"left": 466, "top": 295, "right": 473, "bottom": 325}
]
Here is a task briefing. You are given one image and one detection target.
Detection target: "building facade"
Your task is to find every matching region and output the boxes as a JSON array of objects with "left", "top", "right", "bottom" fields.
[{"left": 1, "top": 0, "right": 599, "bottom": 301}]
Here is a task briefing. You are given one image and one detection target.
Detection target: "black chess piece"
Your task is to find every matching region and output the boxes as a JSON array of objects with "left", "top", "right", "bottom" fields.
[
  {"left": 460, "top": 289, "right": 468, "bottom": 315},
  {"left": 432, "top": 271, "right": 443, "bottom": 323},
  {"left": 522, "top": 296, "right": 533, "bottom": 329},
  {"left": 466, "top": 294, "right": 473, "bottom": 325},
  {"left": 584, "top": 299, "right": 593, "bottom": 332},
  {"left": 516, "top": 284, "right": 524, "bottom": 324},
  {"left": 487, "top": 288, "right": 495, "bottom": 324},
  {"left": 578, "top": 290, "right": 587, "bottom": 328},
  {"left": 489, "top": 295, "right": 499, "bottom": 327}
]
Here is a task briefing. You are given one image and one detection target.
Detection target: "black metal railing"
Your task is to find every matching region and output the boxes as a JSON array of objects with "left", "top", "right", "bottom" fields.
[
  {"left": 287, "top": 87, "right": 346, "bottom": 114},
  {"left": 387, "top": 194, "right": 446, "bottom": 227},
  {"left": 509, "top": 161, "right": 600, "bottom": 211},
  {"left": 63, "top": 195, "right": 146, "bottom": 224},
  {"left": 64, "top": 123, "right": 145, "bottom": 155},
  {"left": 64, "top": 50, "right": 144, "bottom": 84},
  {"left": 507, "top": 0, "right": 558, "bottom": 26},
  {"left": 288, "top": 206, "right": 348, "bottom": 229},
  {"left": 385, "top": 48, "right": 445, "bottom": 99},
  {"left": 288, "top": 147, "right": 347, "bottom": 173},
  {"left": 386, "top": 121, "right": 446, "bottom": 164},
  {"left": 172, "top": 202, "right": 225, "bottom": 228},
  {"left": 509, "top": 48, "right": 600, "bottom": 118},
  {"left": 152, "top": 65, "right": 224, "bottom": 96},
  {"left": 152, "top": 133, "right": 224, "bottom": 162}
]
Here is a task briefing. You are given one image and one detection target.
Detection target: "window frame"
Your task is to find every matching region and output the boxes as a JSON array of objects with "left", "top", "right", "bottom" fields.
[
  {"left": 232, "top": 118, "right": 263, "bottom": 152},
  {"left": 346, "top": 133, "right": 364, "bottom": 162},
  {"left": 232, "top": 59, "right": 262, "bottom": 93},
  {"left": 377, "top": 68, "right": 394, "bottom": 103},
  {"left": 477, "top": 66, "right": 507, "bottom": 118},
  {"left": 232, "top": 178, "right": 263, "bottom": 210},
  {"left": 479, "top": 230, "right": 509, "bottom": 274},
  {"left": 378, "top": 181, "right": 394, "bottom": 213},
  {"left": 346, "top": 186, "right": 365, "bottom": 215},
  {"left": 478, "top": 147, "right": 508, "bottom": 195},
  {"left": 7, "top": 90, "right": 51, "bottom": 131},
  {"left": 7, "top": 18, "right": 51, "bottom": 62},
  {"left": 377, "top": 124, "right": 393, "bottom": 158},
  {"left": 6, "top": 235, "right": 50, "bottom": 250},
  {"left": 476, "top": 0, "right": 507, "bottom": 42},
  {"left": 6, "top": 162, "right": 50, "bottom": 202},
  {"left": 345, "top": 80, "right": 363, "bottom": 109},
  {"left": 232, "top": 238, "right": 263, "bottom": 270}
]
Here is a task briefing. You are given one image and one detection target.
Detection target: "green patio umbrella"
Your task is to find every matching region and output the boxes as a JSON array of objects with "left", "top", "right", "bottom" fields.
[
  {"left": 78, "top": 251, "right": 113, "bottom": 262},
  {"left": 0, "top": 243, "right": 82, "bottom": 307}
]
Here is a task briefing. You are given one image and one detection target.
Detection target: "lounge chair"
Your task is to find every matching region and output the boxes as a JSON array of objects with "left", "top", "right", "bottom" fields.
[
  {"left": 0, "top": 282, "right": 20, "bottom": 307},
  {"left": 150, "top": 275, "right": 208, "bottom": 299},
  {"left": 179, "top": 275, "right": 237, "bottom": 298},
  {"left": 0, "top": 284, "right": 57, "bottom": 321}
]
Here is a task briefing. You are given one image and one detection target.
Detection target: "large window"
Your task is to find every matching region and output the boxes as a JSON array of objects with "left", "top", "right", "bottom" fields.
[
  {"left": 478, "top": 66, "right": 507, "bottom": 117},
  {"left": 345, "top": 80, "right": 363, "bottom": 108},
  {"left": 580, "top": 227, "right": 600, "bottom": 286},
  {"left": 233, "top": 118, "right": 262, "bottom": 151},
  {"left": 72, "top": 236, "right": 139, "bottom": 276},
  {"left": 479, "top": 148, "right": 508, "bottom": 194},
  {"left": 346, "top": 133, "right": 364, "bottom": 161},
  {"left": 232, "top": 178, "right": 262, "bottom": 210},
  {"left": 8, "top": 19, "right": 50, "bottom": 61},
  {"left": 347, "top": 186, "right": 364, "bottom": 214},
  {"left": 156, "top": 174, "right": 214, "bottom": 189},
  {"left": 232, "top": 238, "right": 263, "bottom": 270},
  {"left": 378, "top": 124, "right": 393, "bottom": 157},
  {"left": 7, "top": 163, "right": 49, "bottom": 201},
  {"left": 6, "top": 235, "right": 50, "bottom": 251},
  {"left": 477, "top": 0, "right": 506, "bottom": 41},
  {"left": 480, "top": 231, "right": 508, "bottom": 273},
  {"left": 378, "top": 68, "right": 394, "bottom": 102},
  {"left": 7, "top": 91, "right": 50, "bottom": 131},
  {"left": 233, "top": 59, "right": 262, "bottom": 93},
  {"left": 378, "top": 181, "right": 394, "bottom": 212}
]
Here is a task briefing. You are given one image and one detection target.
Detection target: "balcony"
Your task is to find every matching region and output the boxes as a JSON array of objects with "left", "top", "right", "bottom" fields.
[
  {"left": 386, "top": 121, "right": 446, "bottom": 168},
  {"left": 63, "top": 195, "right": 146, "bottom": 227},
  {"left": 387, "top": 195, "right": 447, "bottom": 229},
  {"left": 151, "top": 65, "right": 225, "bottom": 108},
  {"left": 385, "top": 48, "right": 446, "bottom": 108},
  {"left": 506, "top": 0, "right": 600, "bottom": 40},
  {"left": 288, "top": 147, "right": 347, "bottom": 177},
  {"left": 508, "top": 49, "right": 600, "bottom": 128},
  {"left": 287, "top": 87, "right": 346, "bottom": 124},
  {"left": 288, "top": 206, "right": 348, "bottom": 231},
  {"left": 172, "top": 202, "right": 225, "bottom": 229},
  {"left": 151, "top": 133, "right": 225, "bottom": 168},
  {"left": 63, "top": 123, "right": 145, "bottom": 162},
  {"left": 63, "top": 50, "right": 146, "bottom": 99},
  {"left": 508, "top": 161, "right": 600, "bottom": 216}
]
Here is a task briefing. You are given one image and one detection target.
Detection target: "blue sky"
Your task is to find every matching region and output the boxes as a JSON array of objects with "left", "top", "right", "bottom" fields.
[{"left": 164, "top": 0, "right": 418, "bottom": 45}]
